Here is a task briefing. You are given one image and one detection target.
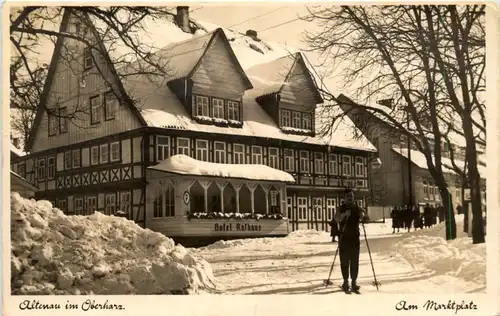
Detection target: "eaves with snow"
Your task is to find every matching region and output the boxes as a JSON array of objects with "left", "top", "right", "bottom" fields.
[{"left": 90, "top": 10, "right": 376, "bottom": 153}]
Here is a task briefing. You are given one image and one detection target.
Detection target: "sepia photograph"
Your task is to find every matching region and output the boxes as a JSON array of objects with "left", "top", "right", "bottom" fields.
[{"left": 7, "top": 3, "right": 490, "bottom": 300}]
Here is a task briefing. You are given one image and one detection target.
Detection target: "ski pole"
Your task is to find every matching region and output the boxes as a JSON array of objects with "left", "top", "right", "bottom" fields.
[
  {"left": 324, "top": 216, "right": 350, "bottom": 288},
  {"left": 361, "top": 221, "right": 381, "bottom": 291}
]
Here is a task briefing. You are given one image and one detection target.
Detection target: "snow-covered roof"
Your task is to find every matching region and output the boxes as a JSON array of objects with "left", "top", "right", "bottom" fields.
[
  {"left": 149, "top": 154, "right": 295, "bottom": 183},
  {"left": 11, "top": 143, "right": 26, "bottom": 158},
  {"left": 392, "top": 147, "right": 485, "bottom": 179},
  {"left": 121, "top": 20, "right": 376, "bottom": 152}
]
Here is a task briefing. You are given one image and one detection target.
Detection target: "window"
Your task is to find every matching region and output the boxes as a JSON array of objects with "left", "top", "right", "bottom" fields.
[
  {"left": 212, "top": 98, "right": 225, "bottom": 119},
  {"left": 165, "top": 186, "right": 175, "bottom": 217},
  {"left": 57, "top": 199, "right": 66, "bottom": 212},
  {"left": 72, "top": 149, "right": 80, "bottom": 168},
  {"left": 326, "top": 198, "right": 336, "bottom": 221},
  {"left": 268, "top": 148, "right": 279, "bottom": 169},
  {"left": 90, "top": 146, "right": 99, "bottom": 165},
  {"left": 74, "top": 198, "right": 84, "bottom": 215},
  {"left": 120, "top": 192, "right": 131, "bottom": 216},
  {"left": 90, "top": 95, "right": 100, "bottom": 124},
  {"left": 64, "top": 152, "right": 71, "bottom": 170},
  {"left": 284, "top": 149, "right": 294, "bottom": 172},
  {"left": 342, "top": 155, "right": 351, "bottom": 176},
  {"left": 84, "top": 47, "right": 93, "bottom": 69},
  {"left": 18, "top": 163, "right": 26, "bottom": 179},
  {"left": 300, "top": 151, "right": 309, "bottom": 173},
  {"left": 355, "top": 157, "right": 364, "bottom": 177},
  {"left": 177, "top": 138, "right": 190, "bottom": 156},
  {"left": 47, "top": 157, "right": 55, "bottom": 179},
  {"left": 303, "top": 113, "right": 312, "bottom": 130},
  {"left": 423, "top": 180, "right": 429, "bottom": 198},
  {"left": 195, "top": 95, "right": 209, "bottom": 117},
  {"left": 328, "top": 154, "right": 338, "bottom": 175},
  {"left": 214, "top": 142, "right": 226, "bottom": 163},
  {"left": 105, "top": 193, "right": 116, "bottom": 215},
  {"left": 104, "top": 91, "right": 117, "bottom": 120},
  {"left": 281, "top": 110, "right": 291, "bottom": 127},
  {"left": 297, "top": 197, "right": 307, "bottom": 220},
  {"left": 100, "top": 144, "right": 109, "bottom": 163},
  {"left": 153, "top": 187, "right": 163, "bottom": 218},
  {"left": 196, "top": 140, "right": 209, "bottom": 161},
  {"left": 233, "top": 144, "right": 245, "bottom": 164},
  {"left": 110, "top": 142, "right": 120, "bottom": 162},
  {"left": 270, "top": 190, "right": 278, "bottom": 207},
  {"left": 314, "top": 152, "right": 324, "bottom": 174},
  {"left": 87, "top": 196, "right": 97, "bottom": 215},
  {"left": 37, "top": 158, "right": 46, "bottom": 181},
  {"left": 59, "top": 107, "right": 68, "bottom": 133},
  {"left": 252, "top": 146, "right": 263, "bottom": 164},
  {"left": 313, "top": 197, "right": 323, "bottom": 220},
  {"left": 292, "top": 112, "right": 301, "bottom": 128},
  {"left": 228, "top": 101, "right": 239, "bottom": 121},
  {"left": 48, "top": 113, "right": 57, "bottom": 136},
  {"left": 157, "top": 136, "right": 170, "bottom": 161}
]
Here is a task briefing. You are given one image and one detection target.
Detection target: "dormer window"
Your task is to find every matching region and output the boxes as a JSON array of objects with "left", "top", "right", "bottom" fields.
[
  {"left": 292, "top": 112, "right": 301, "bottom": 129},
  {"left": 212, "top": 98, "right": 224, "bottom": 119},
  {"left": 280, "top": 109, "right": 314, "bottom": 135},
  {"left": 281, "top": 110, "right": 291, "bottom": 127},
  {"left": 228, "top": 101, "right": 240, "bottom": 121},
  {"left": 195, "top": 96, "right": 209, "bottom": 117},
  {"left": 303, "top": 113, "right": 312, "bottom": 130}
]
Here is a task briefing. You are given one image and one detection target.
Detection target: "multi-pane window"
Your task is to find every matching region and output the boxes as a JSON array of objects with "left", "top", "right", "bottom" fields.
[
  {"left": 284, "top": 149, "right": 294, "bottom": 172},
  {"left": 196, "top": 140, "right": 209, "bottom": 161},
  {"left": 57, "top": 199, "right": 66, "bottom": 212},
  {"left": 303, "top": 113, "right": 312, "bottom": 130},
  {"left": 355, "top": 157, "right": 364, "bottom": 177},
  {"left": 326, "top": 198, "right": 336, "bottom": 221},
  {"left": 268, "top": 148, "right": 279, "bottom": 169},
  {"left": 313, "top": 197, "right": 323, "bottom": 220},
  {"left": 87, "top": 196, "right": 97, "bottom": 215},
  {"left": 153, "top": 187, "right": 163, "bottom": 218},
  {"left": 157, "top": 136, "right": 170, "bottom": 161},
  {"left": 297, "top": 197, "right": 307, "bottom": 220},
  {"left": 233, "top": 144, "right": 245, "bottom": 164},
  {"left": 292, "top": 112, "right": 301, "bottom": 128},
  {"left": 90, "top": 146, "right": 99, "bottom": 165},
  {"left": 328, "top": 154, "right": 338, "bottom": 175},
  {"left": 153, "top": 186, "right": 175, "bottom": 218},
  {"left": 423, "top": 180, "right": 428, "bottom": 198},
  {"left": 314, "top": 152, "right": 324, "bottom": 174},
  {"left": 59, "top": 107, "right": 68, "bottom": 133},
  {"left": 281, "top": 110, "right": 291, "bottom": 127},
  {"left": 72, "top": 149, "right": 80, "bottom": 168},
  {"left": 37, "top": 158, "right": 46, "bottom": 181},
  {"left": 300, "top": 151, "right": 309, "bottom": 173},
  {"left": 165, "top": 186, "right": 175, "bottom": 217},
  {"left": 195, "top": 95, "right": 209, "bottom": 117},
  {"left": 83, "top": 47, "right": 93, "bottom": 69},
  {"left": 47, "top": 157, "right": 55, "bottom": 179},
  {"left": 64, "top": 152, "right": 71, "bottom": 170},
  {"left": 104, "top": 91, "right": 117, "bottom": 120},
  {"left": 48, "top": 113, "right": 57, "bottom": 136},
  {"left": 270, "top": 190, "right": 278, "bottom": 207},
  {"left": 105, "top": 193, "right": 116, "bottom": 215},
  {"left": 74, "top": 198, "right": 84, "bottom": 215},
  {"left": 212, "top": 98, "right": 224, "bottom": 119},
  {"left": 228, "top": 101, "right": 239, "bottom": 121},
  {"left": 177, "top": 138, "right": 190, "bottom": 156},
  {"left": 100, "top": 144, "right": 109, "bottom": 163},
  {"left": 214, "top": 142, "right": 226, "bottom": 163},
  {"left": 342, "top": 156, "right": 351, "bottom": 176},
  {"left": 252, "top": 146, "right": 263, "bottom": 164},
  {"left": 120, "top": 192, "right": 131, "bottom": 216},
  {"left": 110, "top": 142, "right": 120, "bottom": 162},
  {"left": 90, "top": 95, "right": 101, "bottom": 124}
]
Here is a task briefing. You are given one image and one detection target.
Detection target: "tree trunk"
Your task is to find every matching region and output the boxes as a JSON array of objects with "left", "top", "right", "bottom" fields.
[
  {"left": 439, "top": 188, "right": 457, "bottom": 240},
  {"left": 468, "top": 165, "right": 485, "bottom": 244}
]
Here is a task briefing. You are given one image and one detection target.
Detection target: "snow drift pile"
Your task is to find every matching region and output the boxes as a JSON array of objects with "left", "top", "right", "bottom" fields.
[{"left": 10, "top": 192, "right": 222, "bottom": 295}]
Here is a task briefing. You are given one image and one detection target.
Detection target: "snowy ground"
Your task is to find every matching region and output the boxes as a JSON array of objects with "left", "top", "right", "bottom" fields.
[{"left": 193, "top": 215, "right": 486, "bottom": 295}]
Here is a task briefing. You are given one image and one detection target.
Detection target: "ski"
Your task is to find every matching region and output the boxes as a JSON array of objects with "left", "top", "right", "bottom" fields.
[
  {"left": 352, "top": 288, "right": 361, "bottom": 294},
  {"left": 339, "top": 285, "right": 351, "bottom": 294},
  {"left": 323, "top": 279, "right": 333, "bottom": 286}
]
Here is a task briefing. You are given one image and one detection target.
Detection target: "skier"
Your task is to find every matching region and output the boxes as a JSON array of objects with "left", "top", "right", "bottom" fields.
[
  {"left": 334, "top": 188, "right": 366, "bottom": 294},
  {"left": 404, "top": 205, "right": 413, "bottom": 232},
  {"left": 390, "top": 206, "right": 399, "bottom": 234},
  {"left": 329, "top": 216, "right": 339, "bottom": 243}
]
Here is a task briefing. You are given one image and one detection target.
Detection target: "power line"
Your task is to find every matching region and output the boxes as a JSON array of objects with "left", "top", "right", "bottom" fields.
[{"left": 226, "top": 7, "right": 285, "bottom": 29}]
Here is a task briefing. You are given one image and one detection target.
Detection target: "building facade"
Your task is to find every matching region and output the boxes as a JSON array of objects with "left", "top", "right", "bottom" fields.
[{"left": 10, "top": 8, "right": 376, "bottom": 241}]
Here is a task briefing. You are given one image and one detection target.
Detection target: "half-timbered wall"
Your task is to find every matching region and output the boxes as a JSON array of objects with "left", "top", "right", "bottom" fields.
[{"left": 30, "top": 14, "right": 142, "bottom": 153}]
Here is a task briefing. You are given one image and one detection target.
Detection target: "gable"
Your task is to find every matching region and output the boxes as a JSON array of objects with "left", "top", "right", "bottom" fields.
[
  {"left": 279, "top": 56, "right": 323, "bottom": 109},
  {"left": 26, "top": 9, "right": 145, "bottom": 153},
  {"left": 190, "top": 30, "right": 253, "bottom": 100}
]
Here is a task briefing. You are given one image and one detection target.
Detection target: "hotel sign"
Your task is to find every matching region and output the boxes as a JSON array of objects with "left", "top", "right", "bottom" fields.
[{"left": 214, "top": 223, "right": 262, "bottom": 232}]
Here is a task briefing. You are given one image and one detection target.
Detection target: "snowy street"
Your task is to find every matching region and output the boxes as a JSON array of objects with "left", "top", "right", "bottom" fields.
[{"left": 194, "top": 215, "right": 486, "bottom": 295}]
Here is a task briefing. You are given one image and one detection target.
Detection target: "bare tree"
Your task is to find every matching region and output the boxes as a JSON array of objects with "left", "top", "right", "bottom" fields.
[
  {"left": 10, "top": 6, "right": 189, "bottom": 147},
  {"left": 302, "top": 5, "right": 485, "bottom": 242}
]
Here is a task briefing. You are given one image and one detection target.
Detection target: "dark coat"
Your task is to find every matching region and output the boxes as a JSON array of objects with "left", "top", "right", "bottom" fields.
[{"left": 329, "top": 218, "right": 339, "bottom": 237}]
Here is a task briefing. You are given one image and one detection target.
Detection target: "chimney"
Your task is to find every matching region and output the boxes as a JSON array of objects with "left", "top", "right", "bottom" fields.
[
  {"left": 176, "top": 6, "right": 191, "bottom": 33},
  {"left": 246, "top": 29, "right": 259, "bottom": 41}
]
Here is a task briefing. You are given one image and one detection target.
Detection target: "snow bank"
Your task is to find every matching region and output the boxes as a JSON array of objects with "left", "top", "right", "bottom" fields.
[
  {"left": 10, "top": 192, "right": 222, "bottom": 295},
  {"left": 149, "top": 154, "right": 295, "bottom": 182},
  {"left": 392, "top": 234, "right": 485, "bottom": 285}
]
